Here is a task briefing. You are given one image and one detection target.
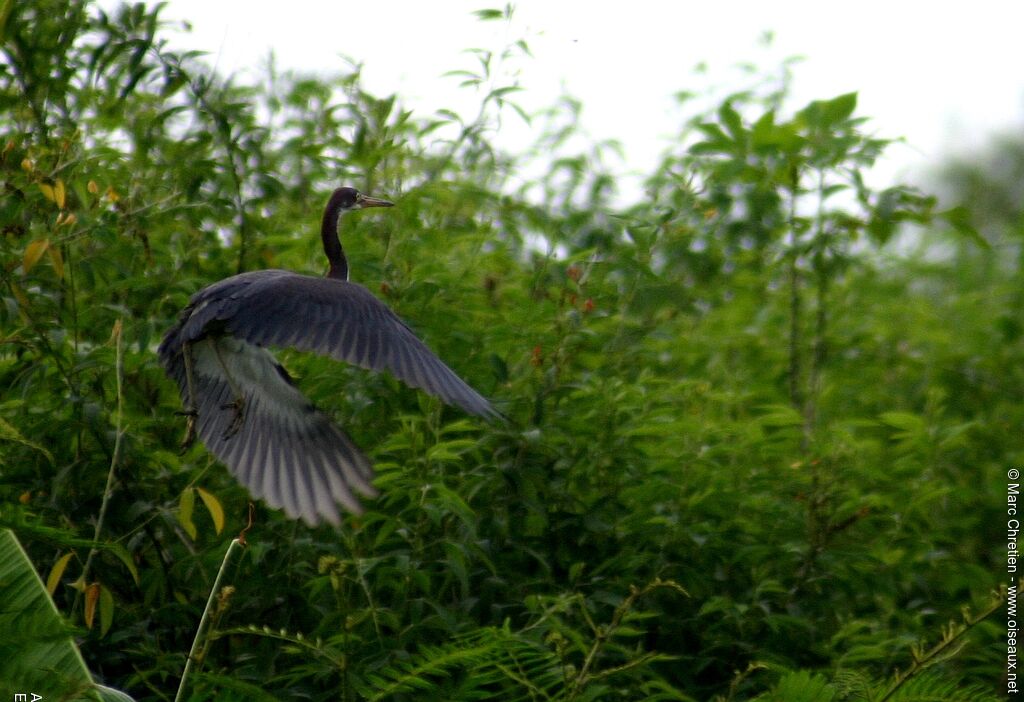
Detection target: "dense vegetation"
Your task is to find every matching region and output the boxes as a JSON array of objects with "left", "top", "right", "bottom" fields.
[{"left": 0, "top": 2, "right": 1014, "bottom": 700}]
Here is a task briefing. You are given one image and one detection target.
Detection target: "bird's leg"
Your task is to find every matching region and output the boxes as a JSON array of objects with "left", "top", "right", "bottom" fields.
[
  {"left": 212, "top": 340, "right": 246, "bottom": 439},
  {"left": 177, "top": 341, "right": 199, "bottom": 452}
]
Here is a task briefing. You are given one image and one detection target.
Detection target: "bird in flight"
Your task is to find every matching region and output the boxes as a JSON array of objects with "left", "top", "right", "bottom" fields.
[{"left": 159, "top": 187, "right": 498, "bottom": 525}]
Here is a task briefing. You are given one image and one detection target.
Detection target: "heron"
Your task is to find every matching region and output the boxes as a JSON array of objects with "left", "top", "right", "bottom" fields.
[{"left": 159, "top": 186, "right": 499, "bottom": 526}]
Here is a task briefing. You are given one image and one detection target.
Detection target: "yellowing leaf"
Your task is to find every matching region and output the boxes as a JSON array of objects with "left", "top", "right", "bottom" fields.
[
  {"left": 23, "top": 238, "right": 49, "bottom": 273},
  {"left": 196, "top": 487, "right": 226, "bottom": 535},
  {"left": 84, "top": 582, "right": 100, "bottom": 629},
  {"left": 47, "top": 245, "right": 64, "bottom": 279},
  {"left": 87, "top": 180, "right": 99, "bottom": 194},
  {"left": 38, "top": 182, "right": 55, "bottom": 202},
  {"left": 178, "top": 487, "right": 197, "bottom": 540},
  {"left": 54, "top": 178, "right": 66, "bottom": 208},
  {"left": 0, "top": 415, "right": 54, "bottom": 463},
  {"left": 47, "top": 552, "right": 74, "bottom": 595}
]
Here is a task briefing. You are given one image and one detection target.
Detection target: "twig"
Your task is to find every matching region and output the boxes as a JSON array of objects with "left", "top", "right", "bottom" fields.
[
  {"left": 567, "top": 578, "right": 687, "bottom": 700},
  {"left": 80, "top": 319, "right": 125, "bottom": 587},
  {"left": 175, "top": 537, "right": 245, "bottom": 702},
  {"left": 786, "top": 167, "right": 804, "bottom": 429},
  {"left": 878, "top": 588, "right": 1007, "bottom": 702},
  {"left": 805, "top": 169, "right": 828, "bottom": 436}
]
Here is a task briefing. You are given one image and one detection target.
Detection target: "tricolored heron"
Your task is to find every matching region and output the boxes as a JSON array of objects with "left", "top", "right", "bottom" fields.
[{"left": 159, "top": 187, "right": 498, "bottom": 525}]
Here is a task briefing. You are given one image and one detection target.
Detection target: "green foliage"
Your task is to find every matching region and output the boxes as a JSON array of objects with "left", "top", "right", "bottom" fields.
[
  {"left": 0, "top": 528, "right": 135, "bottom": 700},
  {"left": 0, "top": 2, "right": 1012, "bottom": 700}
]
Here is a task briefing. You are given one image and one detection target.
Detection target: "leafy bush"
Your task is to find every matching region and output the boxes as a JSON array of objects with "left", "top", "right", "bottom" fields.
[{"left": 0, "top": 2, "right": 1010, "bottom": 700}]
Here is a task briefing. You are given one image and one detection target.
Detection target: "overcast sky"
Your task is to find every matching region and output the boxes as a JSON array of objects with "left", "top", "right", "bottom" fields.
[{"left": 149, "top": 1, "right": 1024, "bottom": 201}]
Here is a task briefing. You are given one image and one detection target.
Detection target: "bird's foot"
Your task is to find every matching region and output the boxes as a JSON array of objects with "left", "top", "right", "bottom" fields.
[
  {"left": 175, "top": 408, "right": 198, "bottom": 453},
  {"left": 220, "top": 397, "right": 245, "bottom": 439}
]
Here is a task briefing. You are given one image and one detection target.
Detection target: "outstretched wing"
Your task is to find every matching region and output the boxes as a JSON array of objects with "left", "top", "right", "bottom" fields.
[
  {"left": 158, "top": 269, "right": 498, "bottom": 523},
  {"left": 162, "top": 334, "right": 376, "bottom": 525},
  {"left": 172, "top": 270, "right": 499, "bottom": 419}
]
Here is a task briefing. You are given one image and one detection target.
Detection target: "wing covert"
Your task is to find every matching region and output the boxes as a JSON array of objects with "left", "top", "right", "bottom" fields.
[{"left": 219, "top": 273, "right": 499, "bottom": 419}]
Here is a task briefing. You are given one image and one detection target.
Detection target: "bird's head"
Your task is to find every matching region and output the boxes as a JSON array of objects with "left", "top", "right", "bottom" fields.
[
  {"left": 321, "top": 186, "right": 395, "bottom": 280},
  {"left": 333, "top": 186, "right": 394, "bottom": 212}
]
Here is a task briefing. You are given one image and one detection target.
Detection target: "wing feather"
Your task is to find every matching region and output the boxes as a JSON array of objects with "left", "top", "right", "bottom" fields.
[
  {"left": 157, "top": 268, "right": 497, "bottom": 525},
  {"left": 161, "top": 334, "right": 374, "bottom": 525},
  {"left": 191, "top": 270, "right": 499, "bottom": 419}
]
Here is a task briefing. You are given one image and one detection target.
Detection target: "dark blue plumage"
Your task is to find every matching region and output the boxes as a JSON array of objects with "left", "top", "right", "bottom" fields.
[{"left": 159, "top": 187, "right": 498, "bottom": 525}]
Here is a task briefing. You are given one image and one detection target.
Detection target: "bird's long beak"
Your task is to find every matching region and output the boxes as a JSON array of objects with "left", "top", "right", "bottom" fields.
[{"left": 356, "top": 194, "right": 394, "bottom": 209}]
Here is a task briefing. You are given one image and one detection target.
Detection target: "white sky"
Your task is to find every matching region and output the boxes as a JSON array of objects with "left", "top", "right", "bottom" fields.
[{"left": 149, "top": 0, "right": 1024, "bottom": 202}]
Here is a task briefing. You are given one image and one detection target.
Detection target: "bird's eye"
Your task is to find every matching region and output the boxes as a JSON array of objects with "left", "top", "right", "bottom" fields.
[{"left": 343, "top": 191, "right": 360, "bottom": 208}]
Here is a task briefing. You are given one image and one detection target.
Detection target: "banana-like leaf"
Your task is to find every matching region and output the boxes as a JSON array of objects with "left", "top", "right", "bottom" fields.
[{"left": 0, "top": 528, "right": 136, "bottom": 701}]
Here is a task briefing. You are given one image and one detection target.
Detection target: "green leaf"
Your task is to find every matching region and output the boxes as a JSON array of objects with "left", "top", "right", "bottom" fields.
[
  {"left": 821, "top": 91, "right": 858, "bottom": 123},
  {"left": 758, "top": 404, "right": 804, "bottom": 427},
  {"left": 769, "top": 670, "right": 837, "bottom": 702},
  {"left": 426, "top": 438, "right": 477, "bottom": 463},
  {"left": 939, "top": 205, "right": 989, "bottom": 248},
  {"left": 718, "top": 100, "right": 745, "bottom": 141},
  {"left": 47, "top": 244, "right": 65, "bottom": 279},
  {"left": 799, "top": 92, "right": 858, "bottom": 129},
  {"left": 0, "top": 529, "right": 136, "bottom": 699},
  {"left": 106, "top": 543, "right": 140, "bottom": 586},
  {"left": 878, "top": 411, "right": 925, "bottom": 433},
  {"left": 472, "top": 8, "right": 504, "bottom": 20},
  {"left": 178, "top": 488, "right": 197, "bottom": 541},
  {"left": 691, "top": 122, "right": 733, "bottom": 154},
  {"left": 99, "top": 584, "right": 114, "bottom": 636}
]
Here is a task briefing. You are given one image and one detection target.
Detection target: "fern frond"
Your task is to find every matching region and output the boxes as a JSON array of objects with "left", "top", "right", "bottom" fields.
[
  {"left": 878, "top": 588, "right": 1005, "bottom": 701},
  {"left": 356, "top": 625, "right": 563, "bottom": 701},
  {"left": 881, "top": 671, "right": 999, "bottom": 702}
]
